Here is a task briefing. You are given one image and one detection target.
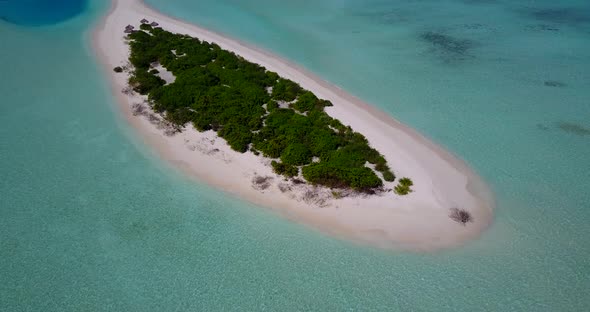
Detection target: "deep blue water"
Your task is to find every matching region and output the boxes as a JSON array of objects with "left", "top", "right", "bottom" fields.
[
  {"left": 1, "top": 0, "right": 589, "bottom": 310},
  {"left": 0, "top": 0, "right": 86, "bottom": 26}
]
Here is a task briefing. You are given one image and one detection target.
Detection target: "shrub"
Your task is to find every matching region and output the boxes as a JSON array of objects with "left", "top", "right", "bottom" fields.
[
  {"left": 394, "top": 178, "right": 413, "bottom": 195},
  {"left": 382, "top": 170, "right": 395, "bottom": 182},
  {"left": 128, "top": 69, "right": 165, "bottom": 94},
  {"left": 113, "top": 66, "right": 123, "bottom": 73},
  {"left": 266, "top": 100, "right": 279, "bottom": 112},
  {"left": 254, "top": 137, "right": 287, "bottom": 158},
  {"left": 394, "top": 184, "right": 412, "bottom": 195},
  {"left": 166, "top": 108, "right": 195, "bottom": 126},
  {"left": 399, "top": 177, "right": 413, "bottom": 186},
  {"left": 307, "top": 129, "right": 341, "bottom": 157},
  {"left": 302, "top": 163, "right": 382, "bottom": 191},
  {"left": 217, "top": 122, "right": 252, "bottom": 153},
  {"left": 271, "top": 78, "right": 301, "bottom": 102},
  {"left": 291, "top": 91, "right": 319, "bottom": 113},
  {"left": 449, "top": 208, "right": 472, "bottom": 225},
  {"left": 374, "top": 161, "right": 389, "bottom": 172},
  {"left": 139, "top": 24, "right": 153, "bottom": 31},
  {"left": 271, "top": 160, "right": 299, "bottom": 177},
  {"left": 281, "top": 143, "right": 312, "bottom": 166}
]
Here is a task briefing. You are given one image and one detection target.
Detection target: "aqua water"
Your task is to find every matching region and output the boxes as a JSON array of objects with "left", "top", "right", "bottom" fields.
[
  {"left": 0, "top": 0, "right": 87, "bottom": 26},
  {"left": 1, "top": 0, "right": 589, "bottom": 310}
]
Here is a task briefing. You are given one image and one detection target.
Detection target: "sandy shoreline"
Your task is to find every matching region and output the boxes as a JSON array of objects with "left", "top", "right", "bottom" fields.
[{"left": 93, "top": 0, "right": 494, "bottom": 251}]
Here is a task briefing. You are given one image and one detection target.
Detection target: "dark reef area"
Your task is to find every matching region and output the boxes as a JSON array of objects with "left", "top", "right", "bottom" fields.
[{"left": 420, "top": 31, "right": 475, "bottom": 63}]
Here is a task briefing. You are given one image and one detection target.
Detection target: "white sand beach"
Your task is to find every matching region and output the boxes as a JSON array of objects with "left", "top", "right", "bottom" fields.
[{"left": 93, "top": 0, "right": 494, "bottom": 251}]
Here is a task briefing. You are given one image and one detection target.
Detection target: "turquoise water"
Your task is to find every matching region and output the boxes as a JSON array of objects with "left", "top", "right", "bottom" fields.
[
  {"left": 0, "top": 0, "right": 87, "bottom": 26},
  {"left": 1, "top": 0, "right": 588, "bottom": 310}
]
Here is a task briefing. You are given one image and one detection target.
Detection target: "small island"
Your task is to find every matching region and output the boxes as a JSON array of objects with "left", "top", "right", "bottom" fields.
[
  {"left": 124, "top": 23, "right": 405, "bottom": 194},
  {"left": 94, "top": 0, "right": 494, "bottom": 251}
]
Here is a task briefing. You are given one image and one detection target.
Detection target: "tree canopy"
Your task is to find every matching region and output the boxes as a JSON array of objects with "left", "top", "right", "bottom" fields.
[{"left": 126, "top": 25, "right": 398, "bottom": 193}]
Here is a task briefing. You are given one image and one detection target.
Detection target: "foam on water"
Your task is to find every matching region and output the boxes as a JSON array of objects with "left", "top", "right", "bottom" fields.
[{"left": 1, "top": 0, "right": 588, "bottom": 310}]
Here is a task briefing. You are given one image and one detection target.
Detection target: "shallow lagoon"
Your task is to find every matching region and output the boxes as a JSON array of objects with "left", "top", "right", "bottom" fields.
[{"left": 1, "top": 0, "right": 588, "bottom": 310}]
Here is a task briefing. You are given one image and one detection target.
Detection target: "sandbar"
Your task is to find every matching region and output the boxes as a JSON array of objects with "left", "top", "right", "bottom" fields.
[{"left": 92, "top": 0, "right": 495, "bottom": 251}]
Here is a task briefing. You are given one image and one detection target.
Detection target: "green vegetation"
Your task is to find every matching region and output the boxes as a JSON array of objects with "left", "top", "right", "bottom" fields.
[
  {"left": 113, "top": 66, "right": 123, "bottom": 73},
  {"left": 271, "top": 160, "right": 299, "bottom": 177},
  {"left": 394, "top": 177, "right": 413, "bottom": 195},
  {"left": 139, "top": 23, "right": 152, "bottom": 31},
  {"left": 126, "top": 26, "right": 400, "bottom": 193}
]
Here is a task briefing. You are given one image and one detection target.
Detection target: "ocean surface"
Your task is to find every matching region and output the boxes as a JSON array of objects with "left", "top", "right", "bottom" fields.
[{"left": 1, "top": 0, "right": 589, "bottom": 310}]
